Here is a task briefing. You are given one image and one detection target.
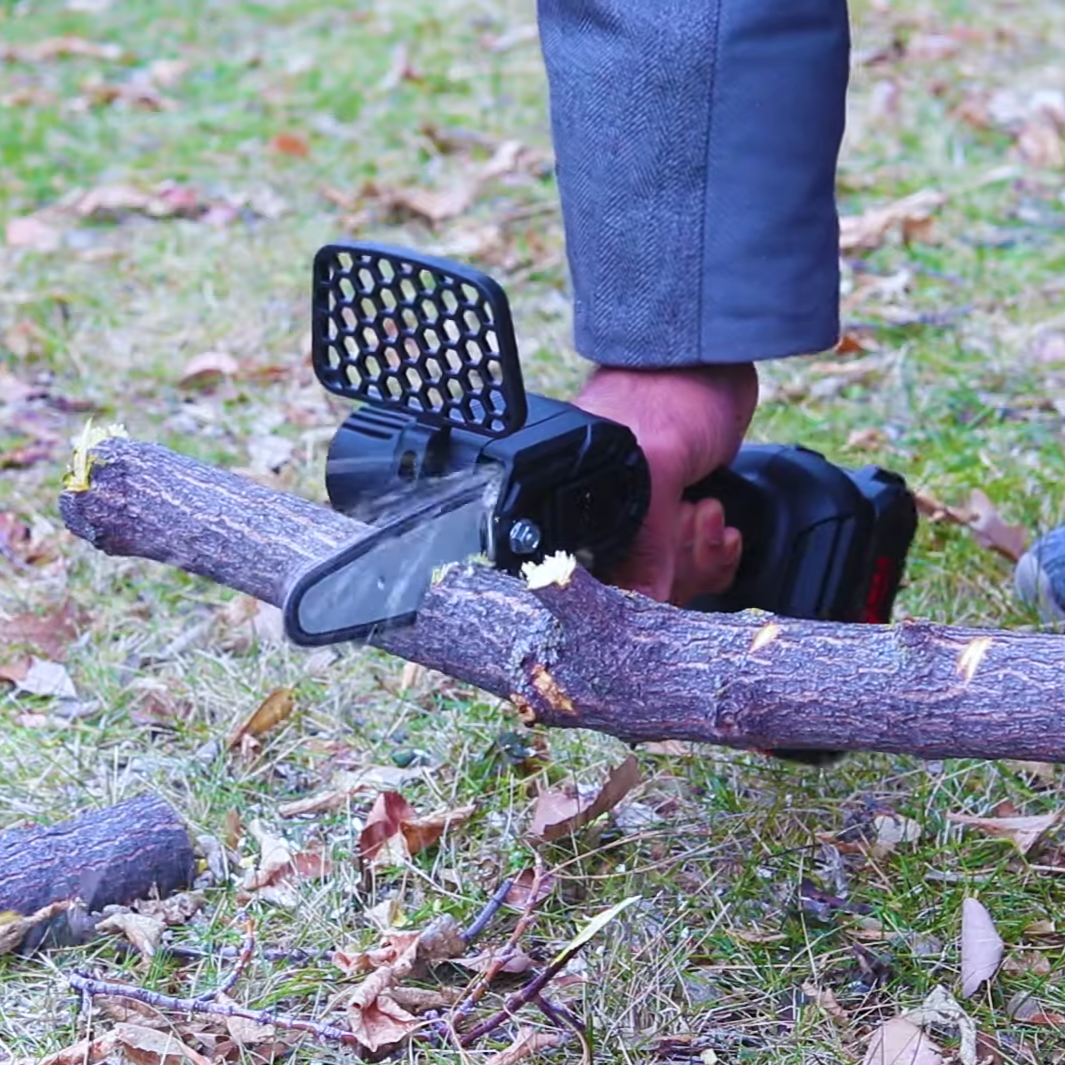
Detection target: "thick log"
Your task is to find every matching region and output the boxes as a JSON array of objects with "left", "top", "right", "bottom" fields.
[
  {"left": 0, "top": 793, "right": 196, "bottom": 951},
  {"left": 59, "top": 438, "right": 1065, "bottom": 762}
]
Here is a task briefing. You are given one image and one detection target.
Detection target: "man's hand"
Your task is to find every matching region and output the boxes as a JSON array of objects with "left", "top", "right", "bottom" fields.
[{"left": 574, "top": 363, "right": 758, "bottom": 604}]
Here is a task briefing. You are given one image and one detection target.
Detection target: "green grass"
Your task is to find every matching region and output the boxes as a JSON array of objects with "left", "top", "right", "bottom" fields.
[{"left": 3, "top": 0, "right": 1065, "bottom": 1062}]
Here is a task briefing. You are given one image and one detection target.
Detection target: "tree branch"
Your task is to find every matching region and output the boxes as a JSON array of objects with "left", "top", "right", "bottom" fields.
[{"left": 59, "top": 438, "right": 1065, "bottom": 763}]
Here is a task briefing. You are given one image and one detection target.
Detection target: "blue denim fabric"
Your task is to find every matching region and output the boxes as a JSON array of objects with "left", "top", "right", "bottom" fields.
[{"left": 537, "top": 0, "right": 850, "bottom": 367}]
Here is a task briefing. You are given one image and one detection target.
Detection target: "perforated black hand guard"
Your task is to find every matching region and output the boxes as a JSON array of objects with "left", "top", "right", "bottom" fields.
[{"left": 312, "top": 242, "right": 528, "bottom": 437}]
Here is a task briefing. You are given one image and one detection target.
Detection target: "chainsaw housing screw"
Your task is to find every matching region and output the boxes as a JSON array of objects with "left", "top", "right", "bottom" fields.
[{"left": 509, "top": 519, "right": 542, "bottom": 555}]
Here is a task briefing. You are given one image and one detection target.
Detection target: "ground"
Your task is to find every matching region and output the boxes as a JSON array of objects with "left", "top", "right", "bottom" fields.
[{"left": 2, "top": 0, "right": 1065, "bottom": 1062}]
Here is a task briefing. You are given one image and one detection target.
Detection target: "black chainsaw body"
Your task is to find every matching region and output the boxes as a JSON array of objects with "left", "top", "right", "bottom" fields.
[{"left": 311, "top": 240, "right": 919, "bottom": 763}]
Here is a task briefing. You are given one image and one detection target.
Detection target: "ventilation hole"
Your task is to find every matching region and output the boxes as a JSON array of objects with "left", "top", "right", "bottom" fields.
[
  {"left": 385, "top": 376, "right": 402, "bottom": 398},
  {"left": 460, "top": 283, "right": 479, "bottom": 305},
  {"left": 418, "top": 269, "right": 437, "bottom": 292},
  {"left": 345, "top": 364, "right": 360, "bottom": 387},
  {"left": 361, "top": 326, "right": 379, "bottom": 348},
  {"left": 422, "top": 328, "right": 441, "bottom": 354},
  {"left": 440, "top": 288, "right": 459, "bottom": 313},
  {"left": 442, "top": 319, "right": 461, "bottom": 343},
  {"left": 379, "top": 288, "right": 398, "bottom": 311},
  {"left": 426, "top": 386, "right": 444, "bottom": 409},
  {"left": 357, "top": 267, "right": 374, "bottom": 291},
  {"left": 337, "top": 252, "right": 353, "bottom": 271},
  {"left": 465, "top": 338, "right": 484, "bottom": 361},
  {"left": 338, "top": 277, "right": 355, "bottom": 302},
  {"left": 342, "top": 335, "right": 359, "bottom": 358},
  {"left": 400, "top": 307, "right": 418, "bottom": 332},
  {"left": 399, "top": 278, "right": 417, "bottom": 303},
  {"left": 376, "top": 258, "right": 396, "bottom": 282},
  {"left": 405, "top": 366, "right": 423, "bottom": 389},
  {"left": 419, "top": 297, "right": 439, "bottom": 323},
  {"left": 425, "top": 356, "right": 443, "bottom": 378},
  {"left": 486, "top": 360, "right": 504, "bottom": 384},
  {"left": 446, "top": 378, "right": 464, "bottom": 401},
  {"left": 359, "top": 297, "right": 376, "bottom": 319},
  {"left": 462, "top": 309, "right": 481, "bottom": 332},
  {"left": 326, "top": 349, "right": 340, "bottom": 369},
  {"left": 364, "top": 354, "right": 381, "bottom": 377}
]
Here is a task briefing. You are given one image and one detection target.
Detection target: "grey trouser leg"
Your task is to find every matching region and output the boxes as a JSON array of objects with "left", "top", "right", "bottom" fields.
[{"left": 538, "top": 0, "right": 850, "bottom": 367}]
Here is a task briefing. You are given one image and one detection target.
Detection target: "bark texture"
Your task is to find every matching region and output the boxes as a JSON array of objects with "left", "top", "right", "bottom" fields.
[
  {"left": 0, "top": 792, "right": 195, "bottom": 951},
  {"left": 59, "top": 438, "right": 1065, "bottom": 763}
]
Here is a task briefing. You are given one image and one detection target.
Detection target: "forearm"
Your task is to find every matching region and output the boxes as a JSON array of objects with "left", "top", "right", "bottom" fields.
[{"left": 538, "top": 0, "right": 850, "bottom": 368}]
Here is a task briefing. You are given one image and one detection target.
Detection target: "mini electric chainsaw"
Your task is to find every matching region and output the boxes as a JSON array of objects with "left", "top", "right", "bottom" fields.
[{"left": 283, "top": 241, "right": 918, "bottom": 662}]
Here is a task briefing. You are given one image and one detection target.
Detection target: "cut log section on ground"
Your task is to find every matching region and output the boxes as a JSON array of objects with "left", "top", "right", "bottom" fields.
[
  {"left": 0, "top": 792, "right": 196, "bottom": 952},
  {"left": 60, "top": 438, "right": 1065, "bottom": 763}
]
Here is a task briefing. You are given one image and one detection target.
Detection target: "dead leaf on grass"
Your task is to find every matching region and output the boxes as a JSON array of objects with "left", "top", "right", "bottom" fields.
[
  {"left": 270, "top": 132, "right": 310, "bottom": 157},
  {"left": 529, "top": 755, "right": 640, "bottom": 841},
  {"left": 1006, "top": 990, "right": 1065, "bottom": 1025},
  {"left": 846, "top": 427, "right": 889, "bottom": 452},
  {"left": 239, "top": 821, "right": 331, "bottom": 905},
  {"left": 114, "top": 1022, "right": 212, "bottom": 1065},
  {"left": 504, "top": 866, "right": 557, "bottom": 908},
  {"left": 358, "top": 792, "right": 475, "bottom": 867},
  {"left": 96, "top": 911, "right": 167, "bottom": 957},
  {"left": 5, "top": 215, "right": 62, "bottom": 252},
  {"left": 226, "top": 688, "right": 295, "bottom": 750},
  {"left": 862, "top": 1017, "right": 945, "bottom": 1065},
  {"left": 968, "top": 489, "right": 1028, "bottom": 562},
  {"left": 178, "top": 350, "right": 241, "bottom": 388},
  {"left": 1, "top": 36, "right": 123, "bottom": 62},
  {"left": 1001, "top": 949, "right": 1052, "bottom": 977},
  {"left": 840, "top": 189, "right": 946, "bottom": 253},
  {"left": 874, "top": 812, "right": 923, "bottom": 850},
  {"left": 345, "top": 967, "right": 421, "bottom": 1052},
  {"left": 801, "top": 980, "right": 848, "bottom": 1021},
  {"left": 0, "top": 900, "right": 71, "bottom": 955},
  {"left": 28, "top": 1034, "right": 118, "bottom": 1065},
  {"left": 0, "top": 600, "right": 83, "bottom": 661},
  {"left": 0, "top": 656, "right": 76, "bottom": 698},
  {"left": 961, "top": 897, "right": 1004, "bottom": 998},
  {"left": 947, "top": 809, "right": 1061, "bottom": 856},
  {"left": 277, "top": 764, "right": 428, "bottom": 818},
  {"left": 483, "top": 1027, "right": 563, "bottom": 1065}
]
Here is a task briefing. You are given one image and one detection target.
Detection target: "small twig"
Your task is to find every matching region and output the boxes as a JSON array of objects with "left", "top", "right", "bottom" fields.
[
  {"left": 193, "top": 911, "right": 254, "bottom": 1003},
  {"left": 68, "top": 971, "right": 360, "bottom": 1047},
  {"left": 535, "top": 996, "right": 590, "bottom": 1065},
  {"left": 453, "top": 858, "right": 546, "bottom": 1022},
  {"left": 459, "top": 904, "right": 596, "bottom": 1049},
  {"left": 461, "top": 877, "right": 515, "bottom": 945}
]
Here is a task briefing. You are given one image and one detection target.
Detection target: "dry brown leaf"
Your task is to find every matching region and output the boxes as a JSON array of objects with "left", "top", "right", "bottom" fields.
[
  {"left": 451, "top": 948, "right": 536, "bottom": 974},
  {"left": 277, "top": 764, "right": 427, "bottom": 818},
  {"left": 28, "top": 1034, "right": 118, "bottom": 1065},
  {"left": 642, "top": 739, "right": 693, "bottom": 756},
  {"left": 847, "top": 427, "right": 889, "bottom": 452},
  {"left": 840, "top": 189, "right": 946, "bottom": 253},
  {"left": 968, "top": 489, "right": 1028, "bottom": 562},
  {"left": 0, "top": 900, "right": 71, "bottom": 955},
  {"left": 270, "top": 132, "right": 310, "bottom": 157},
  {"left": 1001, "top": 949, "right": 1052, "bottom": 977},
  {"left": 178, "top": 350, "right": 241, "bottom": 388},
  {"left": 114, "top": 1023, "right": 212, "bottom": 1065},
  {"left": 483, "top": 1027, "right": 563, "bottom": 1065},
  {"left": 5, "top": 215, "right": 63, "bottom": 251},
  {"left": 1016, "top": 119, "right": 1064, "bottom": 169},
  {"left": 504, "top": 866, "right": 557, "bottom": 908},
  {"left": 217, "top": 993, "right": 276, "bottom": 1045},
  {"left": 863, "top": 1017, "right": 945, "bottom": 1065},
  {"left": 961, "top": 897, "right": 1004, "bottom": 998},
  {"left": 874, "top": 813, "right": 923, "bottom": 850},
  {"left": 226, "top": 688, "right": 295, "bottom": 750},
  {"left": 346, "top": 967, "right": 421, "bottom": 1052},
  {"left": 1, "top": 35, "right": 123, "bottom": 61},
  {"left": 0, "top": 600, "right": 83, "bottom": 661},
  {"left": 947, "top": 809, "right": 1061, "bottom": 856},
  {"left": 0, "top": 656, "right": 77, "bottom": 698},
  {"left": 529, "top": 755, "right": 640, "bottom": 841},
  {"left": 801, "top": 981, "right": 848, "bottom": 1021},
  {"left": 379, "top": 183, "right": 478, "bottom": 224},
  {"left": 96, "top": 911, "right": 167, "bottom": 957},
  {"left": 358, "top": 792, "right": 474, "bottom": 866}
]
